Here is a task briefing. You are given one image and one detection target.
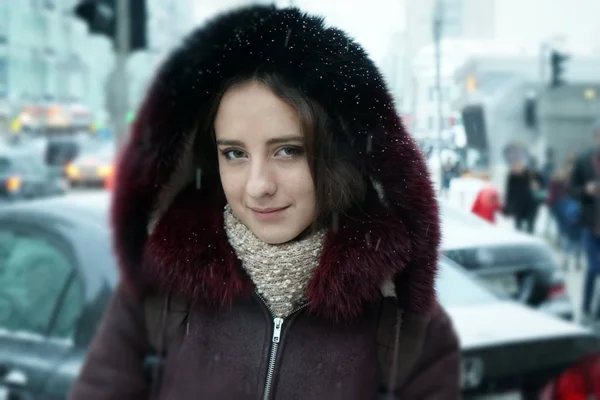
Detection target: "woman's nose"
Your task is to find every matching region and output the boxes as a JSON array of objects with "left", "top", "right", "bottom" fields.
[{"left": 246, "top": 161, "right": 276, "bottom": 198}]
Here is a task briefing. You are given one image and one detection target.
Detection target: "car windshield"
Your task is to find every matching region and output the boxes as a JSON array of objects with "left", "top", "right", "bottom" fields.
[
  {"left": 75, "top": 144, "right": 114, "bottom": 164},
  {"left": 436, "top": 258, "right": 497, "bottom": 306}
]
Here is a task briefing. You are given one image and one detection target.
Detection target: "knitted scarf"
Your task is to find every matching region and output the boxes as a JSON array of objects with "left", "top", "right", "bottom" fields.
[{"left": 223, "top": 205, "right": 326, "bottom": 318}]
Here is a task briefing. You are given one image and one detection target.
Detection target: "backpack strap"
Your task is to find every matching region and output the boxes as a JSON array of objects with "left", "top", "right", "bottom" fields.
[
  {"left": 143, "top": 294, "right": 189, "bottom": 399},
  {"left": 377, "top": 297, "right": 429, "bottom": 398},
  {"left": 143, "top": 294, "right": 189, "bottom": 354}
]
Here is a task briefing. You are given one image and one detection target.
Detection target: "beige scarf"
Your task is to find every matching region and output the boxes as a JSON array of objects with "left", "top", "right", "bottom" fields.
[{"left": 223, "top": 205, "right": 326, "bottom": 318}]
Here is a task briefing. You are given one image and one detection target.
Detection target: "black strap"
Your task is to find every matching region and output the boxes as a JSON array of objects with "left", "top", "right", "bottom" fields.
[
  {"left": 143, "top": 295, "right": 189, "bottom": 399},
  {"left": 377, "top": 298, "right": 430, "bottom": 398}
]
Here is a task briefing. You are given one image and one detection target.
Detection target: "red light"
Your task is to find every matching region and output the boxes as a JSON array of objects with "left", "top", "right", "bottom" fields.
[{"left": 540, "top": 354, "right": 600, "bottom": 399}]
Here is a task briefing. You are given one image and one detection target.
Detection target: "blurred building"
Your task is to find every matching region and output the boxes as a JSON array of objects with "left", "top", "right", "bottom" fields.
[
  {"left": 452, "top": 52, "right": 600, "bottom": 188},
  {"left": 399, "top": 0, "right": 495, "bottom": 137},
  {"left": 129, "top": 0, "right": 198, "bottom": 112},
  {"left": 0, "top": 0, "right": 114, "bottom": 134},
  {"left": 0, "top": 0, "right": 201, "bottom": 136},
  {"left": 410, "top": 39, "right": 507, "bottom": 138},
  {"left": 395, "top": 0, "right": 600, "bottom": 142},
  {"left": 404, "top": 0, "right": 495, "bottom": 59}
]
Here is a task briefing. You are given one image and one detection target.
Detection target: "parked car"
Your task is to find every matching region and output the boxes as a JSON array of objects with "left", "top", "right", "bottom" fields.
[
  {"left": 0, "top": 145, "right": 66, "bottom": 201},
  {"left": 65, "top": 143, "right": 115, "bottom": 187},
  {"left": 438, "top": 257, "right": 599, "bottom": 398},
  {"left": 441, "top": 202, "right": 573, "bottom": 320},
  {"left": 0, "top": 194, "right": 596, "bottom": 399}
]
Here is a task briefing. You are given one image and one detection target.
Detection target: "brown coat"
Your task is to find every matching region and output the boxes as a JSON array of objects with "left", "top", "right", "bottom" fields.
[
  {"left": 69, "top": 286, "right": 459, "bottom": 399},
  {"left": 70, "top": 4, "right": 460, "bottom": 399}
]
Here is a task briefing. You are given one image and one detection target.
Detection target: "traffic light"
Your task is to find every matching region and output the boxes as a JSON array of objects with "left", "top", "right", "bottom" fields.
[
  {"left": 74, "top": 0, "right": 147, "bottom": 52},
  {"left": 550, "top": 50, "right": 568, "bottom": 88}
]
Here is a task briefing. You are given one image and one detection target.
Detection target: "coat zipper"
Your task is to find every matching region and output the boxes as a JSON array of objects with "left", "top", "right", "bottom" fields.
[{"left": 256, "top": 293, "right": 308, "bottom": 400}]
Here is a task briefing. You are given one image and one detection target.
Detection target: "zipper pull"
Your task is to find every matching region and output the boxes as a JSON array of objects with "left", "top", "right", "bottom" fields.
[{"left": 272, "top": 318, "right": 283, "bottom": 343}]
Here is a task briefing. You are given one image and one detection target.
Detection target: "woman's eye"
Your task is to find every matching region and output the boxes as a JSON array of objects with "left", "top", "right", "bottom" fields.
[
  {"left": 276, "top": 146, "right": 304, "bottom": 157},
  {"left": 222, "top": 149, "right": 246, "bottom": 160}
]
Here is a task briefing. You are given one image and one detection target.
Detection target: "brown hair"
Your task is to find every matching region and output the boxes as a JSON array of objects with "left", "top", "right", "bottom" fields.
[{"left": 195, "top": 70, "right": 368, "bottom": 228}]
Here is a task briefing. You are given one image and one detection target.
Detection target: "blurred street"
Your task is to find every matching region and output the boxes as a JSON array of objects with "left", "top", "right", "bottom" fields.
[{"left": 0, "top": 0, "right": 599, "bottom": 398}]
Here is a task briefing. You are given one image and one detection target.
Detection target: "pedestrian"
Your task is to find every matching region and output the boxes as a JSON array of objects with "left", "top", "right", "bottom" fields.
[
  {"left": 68, "top": 5, "right": 459, "bottom": 400},
  {"left": 562, "top": 153, "right": 584, "bottom": 269},
  {"left": 549, "top": 167, "right": 581, "bottom": 269},
  {"left": 542, "top": 148, "right": 557, "bottom": 238},
  {"left": 442, "top": 156, "right": 458, "bottom": 197},
  {"left": 505, "top": 158, "right": 544, "bottom": 234},
  {"left": 542, "top": 148, "right": 556, "bottom": 189},
  {"left": 570, "top": 120, "right": 600, "bottom": 325}
]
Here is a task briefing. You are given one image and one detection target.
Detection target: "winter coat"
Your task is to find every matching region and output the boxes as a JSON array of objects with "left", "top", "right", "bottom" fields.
[
  {"left": 547, "top": 178, "right": 568, "bottom": 208},
  {"left": 570, "top": 150, "right": 600, "bottom": 232},
  {"left": 505, "top": 169, "right": 544, "bottom": 218},
  {"left": 69, "top": 5, "right": 459, "bottom": 400}
]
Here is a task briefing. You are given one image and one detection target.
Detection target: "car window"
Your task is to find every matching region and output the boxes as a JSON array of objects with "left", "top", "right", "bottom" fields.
[
  {"left": 0, "top": 228, "right": 83, "bottom": 338},
  {"left": 436, "top": 258, "right": 497, "bottom": 306},
  {"left": 49, "top": 273, "right": 85, "bottom": 339}
]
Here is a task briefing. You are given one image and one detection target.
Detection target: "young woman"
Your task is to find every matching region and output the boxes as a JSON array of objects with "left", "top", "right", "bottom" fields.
[{"left": 69, "top": 5, "right": 459, "bottom": 399}]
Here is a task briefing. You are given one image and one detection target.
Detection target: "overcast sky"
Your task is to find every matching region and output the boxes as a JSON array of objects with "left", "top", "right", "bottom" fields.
[{"left": 194, "top": 0, "right": 600, "bottom": 64}]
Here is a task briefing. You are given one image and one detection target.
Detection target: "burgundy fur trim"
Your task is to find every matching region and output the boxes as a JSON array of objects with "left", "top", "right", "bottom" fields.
[
  {"left": 144, "top": 187, "right": 418, "bottom": 322},
  {"left": 143, "top": 188, "right": 254, "bottom": 309}
]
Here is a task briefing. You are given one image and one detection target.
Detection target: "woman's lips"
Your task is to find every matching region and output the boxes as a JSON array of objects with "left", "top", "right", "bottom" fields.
[{"left": 251, "top": 206, "right": 289, "bottom": 220}]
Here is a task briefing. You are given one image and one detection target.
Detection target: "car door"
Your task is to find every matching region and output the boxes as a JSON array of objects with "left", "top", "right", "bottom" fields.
[{"left": 0, "top": 222, "right": 85, "bottom": 400}]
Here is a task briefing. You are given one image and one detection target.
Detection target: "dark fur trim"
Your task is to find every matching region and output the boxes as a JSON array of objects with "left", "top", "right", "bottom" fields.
[{"left": 111, "top": 5, "right": 440, "bottom": 322}]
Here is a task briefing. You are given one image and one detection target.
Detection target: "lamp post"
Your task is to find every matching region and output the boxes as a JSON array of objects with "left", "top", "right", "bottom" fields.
[
  {"left": 114, "top": 0, "right": 130, "bottom": 148},
  {"left": 433, "top": 0, "right": 444, "bottom": 189}
]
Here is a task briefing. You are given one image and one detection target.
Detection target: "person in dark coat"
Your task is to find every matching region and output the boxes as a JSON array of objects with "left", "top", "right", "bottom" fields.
[
  {"left": 505, "top": 158, "right": 544, "bottom": 234},
  {"left": 69, "top": 5, "right": 459, "bottom": 400},
  {"left": 570, "top": 121, "right": 600, "bottom": 324},
  {"left": 548, "top": 167, "right": 582, "bottom": 269}
]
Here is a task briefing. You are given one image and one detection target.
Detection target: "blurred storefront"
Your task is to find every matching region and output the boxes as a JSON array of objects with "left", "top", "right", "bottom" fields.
[{"left": 13, "top": 103, "right": 92, "bottom": 135}]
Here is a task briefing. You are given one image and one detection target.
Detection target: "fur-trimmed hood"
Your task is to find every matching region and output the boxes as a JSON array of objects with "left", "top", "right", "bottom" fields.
[{"left": 111, "top": 5, "right": 440, "bottom": 323}]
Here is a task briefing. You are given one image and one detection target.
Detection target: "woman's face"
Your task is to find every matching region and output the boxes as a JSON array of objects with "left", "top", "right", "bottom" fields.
[{"left": 214, "top": 81, "right": 317, "bottom": 244}]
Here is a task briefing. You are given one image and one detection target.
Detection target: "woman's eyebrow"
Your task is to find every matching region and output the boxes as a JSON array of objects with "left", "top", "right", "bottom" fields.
[
  {"left": 266, "top": 135, "right": 304, "bottom": 145},
  {"left": 216, "top": 135, "right": 303, "bottom": 147},
  {"left": 216, "top": 139, "right": 244, "bottom": 146}
]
